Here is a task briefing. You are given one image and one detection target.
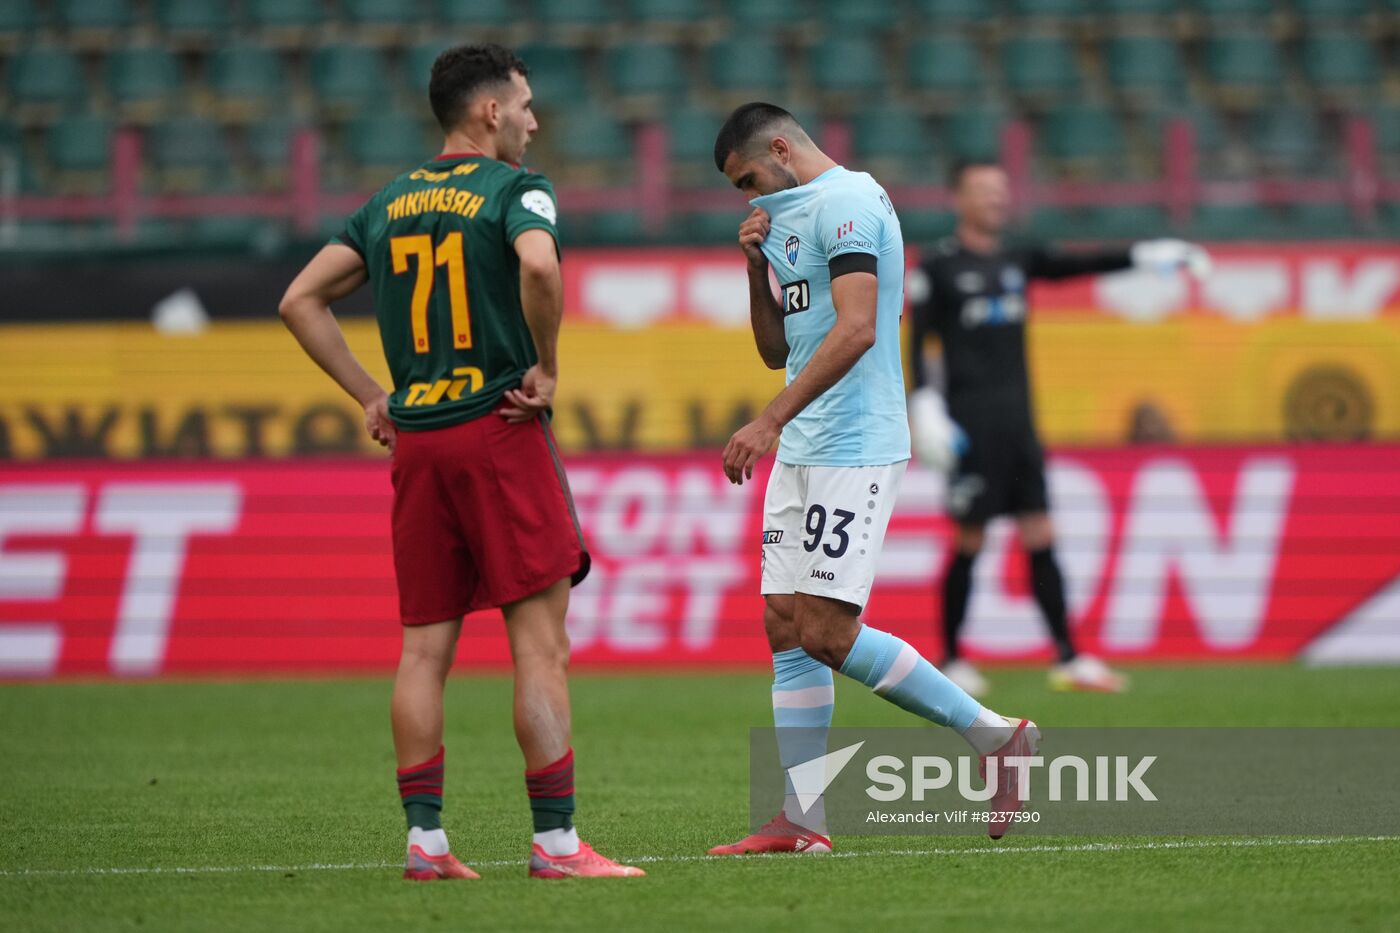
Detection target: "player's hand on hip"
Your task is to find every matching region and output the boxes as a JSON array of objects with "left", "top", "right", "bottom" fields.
[
  {"left": 499, "top": 364, "right": 556, "bottom": 423},
  {"left": 739, "top": 208, "right": 771, "bottom": 268},
  {"left": 363, "top": 393, "right": 396, "bottom": 452},
  {"left": 722, "top": 414, "right": 779, "bottom": 485}
]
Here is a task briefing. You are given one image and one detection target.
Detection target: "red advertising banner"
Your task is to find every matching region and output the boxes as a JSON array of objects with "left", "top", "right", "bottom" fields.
[
  {"left": 560, "top": 244, "right": 1400, "bottom": 326},
  {"left": 2, "top": 446, "right": 1398, "bottom": 677}
]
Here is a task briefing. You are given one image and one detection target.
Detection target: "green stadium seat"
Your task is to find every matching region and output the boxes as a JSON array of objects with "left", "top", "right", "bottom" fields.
[
  {"left": 1203, "top": 35, "right": 1282, "bottom": 104},
  {"left": 555, "top": 107, "right": 632, "bottom": 163},
  {"left": 628, "top": 0, "right": 708, "bottom": 24},
  {"left": 245, "top": 0, "right": 321, "bottom": 34},
  {"left": 853, "top": 107, "right": 939, "bottom": 184},
  {"left": 665, "top": 104, "right": 725, "bottom": 169},
  {"left": 944, "top": 107, "right": 1005, "bottom": 160},
  {"left": 723, "top": 0, "right": 791, "bottom": 30},
  {"left": 1371, "top": 106, "right": 1400, "bottom": 170},
  {"left": 853, "top": 105, "right": 936, "bottom": 163},
  {"left": 809, "top": 36, "right": 886, "bottom": 97},
  {"left": 208, "top": 45, "right": 287, "bottom": 118},
  {"left": 1008, "top": 0, "right": 1092, "bottom": 18},
  {"left": 1088, "top": 204, "right": 1172, "bottom": 240},
  {"left": 535, "top": 0, "right": 612, "bottom": 29},
  {"left": 1101, "top": 0, "right": 1178, "bottom": 13},
  {"left": 706, "top": 36, "right": 788, "bottom": 97},
  {"left": 678, "top": 208, "right": 747, "bottom": 245},
  {"left": 106, "top": 46, "right": 182, "bottom": 117},
  {"left": 1193, "top": 0, "right": 1273, "bottom": 19},
  {"left": 346, "top": 114, "right": 432, "bottom": 177},
  {"left": 438, "top": 0, "right": 514, "bottom": 27},
  {"left": 58, "top": 0, "right": 133, "bottom": 32},
  {"left": 1302, "top": 34, "right": 1380, "bottom": 96},
  {"left": 1105, "top": 36, "right": 1185, "bottom": 105},
  {"left": 404, "top": 41, "right": 448, "bottom": 94},
  {"left": 1040, "top": 106, "right": 1128, "bottom": 170},
  {"left": 1285, "top": 202, "right": 1355, "bottom": 238},
  {"left": 901, "top": 210, "right": 957, "bottom": 242},
  {"left": 609, "top": 42, "right": 688, "bottom": 102},
  {"left": 245, "top": 117, "right": 300, "bottom": 179},
  {"left": 516, "top": 44, "right": 590, "bottom": 108},
  {"left": 149, "top": 116, "right": 233, "bottom": 191},
  {"left": 1190, "top": 201, "right": 1276, "bottom": 239},
  {"left": 0, "top": 0, "right": 38, "bottom": 47},
  {"left": 906, "top": 36, "right": 981, "bottom": 101},
  {"left": 570, "top": 209, "right": 647, "bottom": 246},
  {"left": 191, "top": 215, "right": 287, "bottom": 250},
  {"left": 344, "top": 0, "right": 418, "bottom": 27},
  {"left": 1293, "top": 0, "right": 1371, "bottom": 20},
  {"left": 155, "top": 0, "right": 229, "bottom": 39},
  {"left": 47, "top": 112, "right": 114, "bottom": 177},
  {"left": 8, "top": 47, "right": 86, "bottom": 114},
  {"left": 311, "top": 44, "right": 390, "bottom": 115},
  {"left": 820, "top": 0, "right": 896, "bottom": 32},
  {"left": 1158, "top": 104, "right": 1227, "bottom": 155},
  {"left": 1378, "top": 203, "right": 1400, "bottom": 239},
  {"left": 343, "top": 0, "right": 417, "bottom": 41},
  {"left": 1002, "top": 36, "right": 1080, "bottom": 103},
  {"left": 909, "top": 0, "right": 995, "bottom": 24},
  {"left": 1251, "top": 107, "right": 1325, "bottom": 176},
  {"left": 1029, "top": 206, "right": 1099, "bottom": 240}
]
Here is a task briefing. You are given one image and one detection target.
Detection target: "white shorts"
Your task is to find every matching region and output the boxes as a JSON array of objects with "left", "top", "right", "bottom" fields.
[{"left": 760, "top": 460, "right": 908, "bottom": 609}]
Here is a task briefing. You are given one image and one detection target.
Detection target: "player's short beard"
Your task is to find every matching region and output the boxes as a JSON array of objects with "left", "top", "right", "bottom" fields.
[{"left": 761, "top": 159, "right": 799, "bottom": 193}]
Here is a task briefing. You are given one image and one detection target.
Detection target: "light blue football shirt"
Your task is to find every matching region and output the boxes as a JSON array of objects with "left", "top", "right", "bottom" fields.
[{"left": 750, "top": 166, "right": 911, "bottom": 467}]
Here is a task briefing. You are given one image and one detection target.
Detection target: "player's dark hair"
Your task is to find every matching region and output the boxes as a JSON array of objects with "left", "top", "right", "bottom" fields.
[
  {"left": 713, "top": 102, "right": 804, "bottom": 171},
  {"left": 948, "top": 157, "right": 1004, "bottom": 189},
  {"left": 428, "top": 43, "right": 529, "bottom": 133}
]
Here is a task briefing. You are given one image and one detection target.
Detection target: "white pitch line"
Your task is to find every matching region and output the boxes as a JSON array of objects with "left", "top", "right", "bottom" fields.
[{"left": 1, "top": 836, "right": 1395, "bottom": 879}]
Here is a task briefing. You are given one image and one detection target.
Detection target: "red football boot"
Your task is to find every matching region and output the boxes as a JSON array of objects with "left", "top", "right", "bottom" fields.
[{"left": 707, "top": 813, "right": 833, "bottom": 856}]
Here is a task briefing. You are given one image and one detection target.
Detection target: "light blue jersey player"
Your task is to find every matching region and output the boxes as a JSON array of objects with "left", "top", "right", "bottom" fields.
[
  {"left": 709, "top": 103, "right": 1038, "bottom": 857},
  {"left": 752, "top": 165, "right": 910, "bottom": 467}
]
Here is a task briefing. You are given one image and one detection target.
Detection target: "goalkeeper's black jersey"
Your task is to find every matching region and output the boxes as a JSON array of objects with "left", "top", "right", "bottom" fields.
[{"left": 908, "top": 235, "right": 1131, "bottom": 431}]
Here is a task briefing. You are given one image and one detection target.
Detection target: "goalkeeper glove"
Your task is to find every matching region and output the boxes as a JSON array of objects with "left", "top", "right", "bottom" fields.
[
  {"left": 1130, "top": 238, "right": 1212, "bottom": 280},
  {"left": 909, "top": 387, "right": 966, "bottom": 472}
]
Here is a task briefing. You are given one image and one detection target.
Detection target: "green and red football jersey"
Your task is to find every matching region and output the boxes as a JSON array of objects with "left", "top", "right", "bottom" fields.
[{"left": 333, "top": 153, "right": 559, "bottom": 431}]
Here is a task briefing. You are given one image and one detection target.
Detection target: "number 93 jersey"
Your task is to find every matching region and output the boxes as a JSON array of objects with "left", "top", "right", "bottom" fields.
[
  {"left": 332, "top": 154, "right": 559, "bottom": 431},
  {"left": 760, "top": 461, "right": 907, "bottom": 610}
]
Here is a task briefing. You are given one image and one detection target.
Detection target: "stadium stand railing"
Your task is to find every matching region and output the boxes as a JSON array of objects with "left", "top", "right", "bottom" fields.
[{"left": 1, "top": 0, "right": 1398, "bottom": 250}]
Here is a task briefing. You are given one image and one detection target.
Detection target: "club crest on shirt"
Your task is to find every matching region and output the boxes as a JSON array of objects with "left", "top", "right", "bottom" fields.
[
  {"left": 956, "top": 271, "right": 984, "bottom": 293},
  {"left": 786, "top": 235, "right": 800, "bottom": 266}
]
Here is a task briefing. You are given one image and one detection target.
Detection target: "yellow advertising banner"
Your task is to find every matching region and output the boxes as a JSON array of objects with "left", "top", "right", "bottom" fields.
[{"left": 1, "top": 316, "right": 1398, "bottom": 460}]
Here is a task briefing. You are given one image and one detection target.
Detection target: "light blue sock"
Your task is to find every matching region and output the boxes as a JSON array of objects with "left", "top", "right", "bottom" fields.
[
  {"left": 772, "top": 647, "right": 834, "bottom": 832},
  {"left": 838, "top": 624, "right": 982, "bottom": 731}
]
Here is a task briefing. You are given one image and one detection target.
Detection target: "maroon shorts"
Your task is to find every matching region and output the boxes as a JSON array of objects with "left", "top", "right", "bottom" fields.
[{"left": 390, "top": 413, "right": 589, "bottom": 625}]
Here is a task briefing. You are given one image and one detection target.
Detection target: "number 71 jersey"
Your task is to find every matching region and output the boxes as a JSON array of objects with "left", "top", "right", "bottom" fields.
[{"left": 332, "top": 153, "right": 559, "bottom": 431}]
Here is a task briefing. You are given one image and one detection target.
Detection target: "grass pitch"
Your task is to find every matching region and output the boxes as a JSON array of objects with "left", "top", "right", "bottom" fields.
[{"left": 2, "top": 666, "right": 1397, "bottom": 931}]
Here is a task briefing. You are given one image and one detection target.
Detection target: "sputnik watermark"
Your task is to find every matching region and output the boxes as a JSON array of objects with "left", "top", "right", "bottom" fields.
[
  {"left": 866, "top": 753, "right": 1157, "bottom": 803},
  {"left": 786, "top": 741, "right": 1156, "bottom": 815}
]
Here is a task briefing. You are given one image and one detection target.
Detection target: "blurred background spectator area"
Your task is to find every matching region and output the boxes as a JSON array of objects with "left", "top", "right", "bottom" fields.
[{"left": 0, "top": 0, "right": 1398, "bottom": 252}]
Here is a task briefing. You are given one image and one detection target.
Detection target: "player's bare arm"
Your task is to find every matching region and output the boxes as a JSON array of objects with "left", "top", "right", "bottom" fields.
[
  {"left": 500, "top": 228, "right": 562, "bottom": 423},
  {"left": 279, "top": 243, "right": 396, "bottom": 451},
  {"left": 722, "top": 270, "right": 878, "bottom": 484},
  {"left": 740, "top": 207, "right": 789, "bottom": 369}
]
